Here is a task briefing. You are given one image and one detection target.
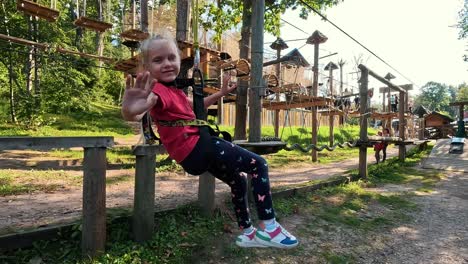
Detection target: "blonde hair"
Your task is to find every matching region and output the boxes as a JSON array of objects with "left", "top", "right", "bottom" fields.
[{"left": 139, "top": 32, "right": 180, "bottom": 69}]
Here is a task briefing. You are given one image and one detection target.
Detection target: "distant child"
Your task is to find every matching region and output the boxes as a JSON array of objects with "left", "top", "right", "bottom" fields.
[
  {"left": 121, "top": 34, "right": 298, "bottom": 249},
  {"left": 374, "top": 131, "right": 385, "bottom": 164},
  {"left": 381, "top": 128, "right": 390, "bottom": 162}
]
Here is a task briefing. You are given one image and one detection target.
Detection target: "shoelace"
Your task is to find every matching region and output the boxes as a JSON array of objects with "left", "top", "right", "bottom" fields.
[{"left": 278, "top": 224, "right": 293, "bottom": 238}]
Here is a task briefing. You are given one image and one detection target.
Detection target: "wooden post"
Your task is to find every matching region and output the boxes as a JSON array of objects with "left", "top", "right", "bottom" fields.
[
  {"left": 398, "top": 91, "right": 406, "bottom": 161},
  {"left": 382, "top": 89, "right": 386, "bottom": 112},
  {"left": 387, "top": 92, "right": 391, "bottom": 112},
  {"left": 311, "top": 42, "right": 319, "bottom": 162},
  {"left": 140, "top": 0, "right": 148, "bottom": 32},
  {"left": 274, "top": 49, "right": 281, "bottom": 138},
  {"left": 132, "top": 145, "right": 158, "bottom": 243},
  {"left": 248, "top": 0, "right": 265, "bottom": 142},
  {"left": 234, "top": 0, "right": 252, "bottom": 140},
  {"left": 176, "top": 0, "right": 190, "bottom": 41},
  {"left": 198, "top": 172, "right": 216, "bottom": 215},
  {"left": 328, "top": 67, "right": 334, "bottom": 146},
  {"left": 358, "top": 65, "right": 368, "bottom": 179},
  {"left": 82, "top": 147, "right": 107, "bottom": 258}
]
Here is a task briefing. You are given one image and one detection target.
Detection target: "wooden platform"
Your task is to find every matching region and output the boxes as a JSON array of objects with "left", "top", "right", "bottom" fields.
[
  {"left": 74, "top": 16, "right": 113, "bottom": 32},
  {"left": 120, "top": 29, "right": 149, "bottom": 41},
  {"left": 423, "top": 138, "right": 468, "bottom": 172},
  {"left": 370, "top": 112, "right": 398, "bottom": 119},
  {"left": 114, "top": 56, "right": 139, "bottom": 75},
  {"left": 16, "top": 0, "right": 60, "bottom": 22},
  {"left": 203, "top": 85, "right": 236, "bottom": 101},
  {"left": 263, "top": 96, "right": 333, "bottom": 110}
]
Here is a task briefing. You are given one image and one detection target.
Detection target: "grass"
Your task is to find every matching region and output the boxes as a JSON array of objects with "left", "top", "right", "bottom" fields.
[
  {"left": 0, "top": 103, "right": 134, "bottom": 137},
  {"left": 1, "top": 144, "right": 441, "bottom": 263}
]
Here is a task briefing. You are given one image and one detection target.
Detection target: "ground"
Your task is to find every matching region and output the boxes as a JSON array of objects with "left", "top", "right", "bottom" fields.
[{"left": 1, "top": 140, "right": 467, "bottom": 263}]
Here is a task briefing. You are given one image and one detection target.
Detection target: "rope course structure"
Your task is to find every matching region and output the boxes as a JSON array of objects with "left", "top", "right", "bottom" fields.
[{"left": 73, "top": 0, "right": 112, "bottom": 32}]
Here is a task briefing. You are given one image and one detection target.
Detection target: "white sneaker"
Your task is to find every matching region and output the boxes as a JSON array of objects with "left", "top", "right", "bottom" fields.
[
  {"left": 255, "top": 224, "right": 298, "bottom": 249},
  {"left": 235, "top": 228, "right": 268, "bottom": 248}
]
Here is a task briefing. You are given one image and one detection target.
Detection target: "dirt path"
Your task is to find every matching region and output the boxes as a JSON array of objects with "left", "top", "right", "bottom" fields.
[
  {"left": 367, "top": 171, "right": 468, "bottom": 263},
  {"left": 0, "top": 145, "right": 401, "bottom": 235}
]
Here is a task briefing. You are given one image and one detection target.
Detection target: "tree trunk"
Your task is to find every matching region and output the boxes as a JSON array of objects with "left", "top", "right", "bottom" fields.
[
  {"left": 96, "top": 0, "right": 105, "bottom": 70},
  {"left": 7, "top": 57, "right": 17, "bottom": 123},
  {"left": 176, "top": 0, "right": 189, "bottom": 41},
  {"left": 234, "top": 0, "right": 251, "bottom": 140}
]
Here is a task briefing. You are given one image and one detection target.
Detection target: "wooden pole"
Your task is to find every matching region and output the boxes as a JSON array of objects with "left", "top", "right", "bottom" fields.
[
  {"left": 382, "top": 90, "right": 386, "bottom": 112},
  {"left": 329, "top": 67, "right": 334, "bottom": 146},
  {"left": 398, "top": 91, "right": 406, "bottom": 161},
  {"left": 274, "top": 49, "right": 281, "bottom": 138},
  {"left": 248, "top": 0, "right": 264, "bottom": 142},
  {"left": 311, "top": 43, "right": 319, "bottom": 162},
  {"left": 234, "top": 0, "right": 251, "bottom": 140},
  {"left": 132, "top": 145, "right": 157, "bottom": 243},
  {"left": 176, "top": 0, "right": 190, "bottom": 41},
  {"left": 82, "top": 147, "right": 107, "bottom": 258},
  {"left": 198, "top": 172, "right": 216, "bottom": 215},
  {"left": 358, "top": 65, "right": 368, "bottom": 179},
  {"left": 140, "top": 0, "right": 148, "bottom": 32}
]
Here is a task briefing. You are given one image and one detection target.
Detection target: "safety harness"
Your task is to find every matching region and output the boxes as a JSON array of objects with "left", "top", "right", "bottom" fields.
[{"left": 141, "top": 68, "right": 232, "bottom": 144}]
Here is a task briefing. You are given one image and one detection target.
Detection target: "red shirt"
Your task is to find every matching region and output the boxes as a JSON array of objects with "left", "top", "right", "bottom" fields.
[{"left": 150, "top": 83, "right": 199, "bottom": 163}]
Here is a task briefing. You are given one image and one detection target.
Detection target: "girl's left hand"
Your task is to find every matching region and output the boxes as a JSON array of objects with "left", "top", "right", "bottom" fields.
[{"left": 221, "top": 71, "right": 237, "bottom": 95}]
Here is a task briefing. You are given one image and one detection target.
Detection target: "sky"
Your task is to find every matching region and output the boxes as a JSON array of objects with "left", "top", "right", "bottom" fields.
[{"left": 264, "top": 0, "right": 467, "bottom": 99}]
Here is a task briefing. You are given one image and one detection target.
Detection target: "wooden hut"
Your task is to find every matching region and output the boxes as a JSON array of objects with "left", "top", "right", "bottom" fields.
[{"left": 424, "top": 111, "right": 454, "bottom": 138}]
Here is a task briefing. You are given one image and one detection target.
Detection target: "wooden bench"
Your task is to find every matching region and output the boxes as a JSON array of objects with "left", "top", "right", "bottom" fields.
[{"left": 0, "top": 137, "right": 113, "bottom": 258}]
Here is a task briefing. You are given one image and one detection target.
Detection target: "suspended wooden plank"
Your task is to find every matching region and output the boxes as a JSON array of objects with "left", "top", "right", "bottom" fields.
[
  {"left": 120, "top": 29, "right": 150, "bottom": 41},
  {"left": 114, "top": 56, "right": 139, "bottom": 75},
  {"left": 0, "top": 33, "right": 49, "bottom": 49},
  {"left": 264, "top": 74, "right": 279, "bottom": 88},
  {"left": 347, "top": 110, "right": 361, "bottom": 117},
  {"left": 203, "top": 86, "right": 236, "bottom": 101},
  {"left": 217, "top": 59, "right": 250, "bottom": 77},
  {"left": 16, "top": 0, "right": 60, "bottom": 22},
  {"left": 74, "top": 16, "right": 112, "bottom": 32},
  {"left": 370, "top": 112, "right": 398, "bottom": 119},
  {"left": 56, "top": 47, "right": 114, "bottom": 63},
  {"left": 269, "top": 83, "right": 303, "bottom": 94},
  {"left": 177, "top": 40, "right": 221, "bottom": 59},
  {"left": 319, "top": 109, "right": 344, "bottom": 116},
  {"left": 263, "top": 97, "right": 333, "bottom": 110}
]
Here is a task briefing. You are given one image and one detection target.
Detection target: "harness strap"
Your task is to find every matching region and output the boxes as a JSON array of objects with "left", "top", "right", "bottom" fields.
[
  {"left": 158, "top": 119, "right": 210, "bottom": 127},
  {"left": 158, "top": 119, "right": 232, "bottom": 142}
]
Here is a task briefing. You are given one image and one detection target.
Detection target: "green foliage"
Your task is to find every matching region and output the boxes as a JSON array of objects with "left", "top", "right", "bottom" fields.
[
  {"left": 3, "top": 206, "right": 225, "bottom": 264},
  {"left": 0, "top": 102, "right": 134, "bottom": 136},
  {"left": 200, "top": 0, "right": 342, "bottom": 42},
  {"left": 414, "top": 81, "right": 454, "bottom": 116},
  {"left": 0, "top": 0, "right": 131, "bottom": 128},
  {"left": 456, "top": 83, "right": 468, "bottom": 101}
]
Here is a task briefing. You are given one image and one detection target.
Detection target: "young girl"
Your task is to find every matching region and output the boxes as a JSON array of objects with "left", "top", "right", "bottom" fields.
[{"left": 121, "top": 34, "right": 298, "bottom": 249}]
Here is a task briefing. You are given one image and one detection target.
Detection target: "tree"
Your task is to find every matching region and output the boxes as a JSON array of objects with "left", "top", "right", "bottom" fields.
[
  {"left": 414, "top": 82, "right": 453, "bottom": 116},
  {"left": 457, "top": 0, "right": 467, "bottom": 61},
  {"left": 200, "top": 0, "right": 342, "bottom": 43},
  {"left": 456, "top": 83, "right": 468, "bottom": 101}
]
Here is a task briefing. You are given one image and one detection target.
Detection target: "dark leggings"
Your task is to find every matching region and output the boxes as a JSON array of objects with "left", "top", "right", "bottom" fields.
[{"left": 181, "top": 134, "right": 275, "bottom": 229}]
